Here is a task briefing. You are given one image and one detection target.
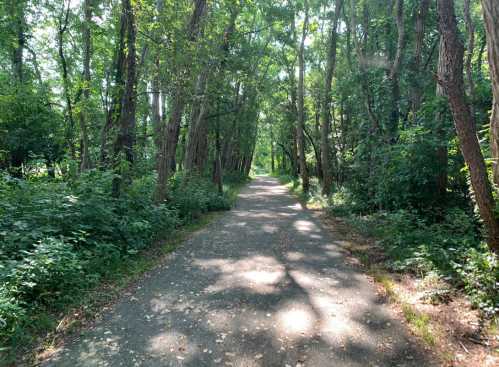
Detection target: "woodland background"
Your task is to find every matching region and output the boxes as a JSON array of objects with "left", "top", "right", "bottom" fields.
[{"left": 0, "top": 0, "right": 498, "bottom": 360}]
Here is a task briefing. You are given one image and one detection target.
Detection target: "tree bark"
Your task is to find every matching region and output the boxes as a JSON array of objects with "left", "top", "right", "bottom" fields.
[
  {"left": 297, "top": 0, "right": 310, "bottom": 193},
  {"left": 321, "top": 0, "right": 343, "bottom": 195},
  {"left": 437, "top": 0, "right": 499, "bottom": 254},
  {"left": 481, "top": 0, "right": 499, "bottom": 186}
]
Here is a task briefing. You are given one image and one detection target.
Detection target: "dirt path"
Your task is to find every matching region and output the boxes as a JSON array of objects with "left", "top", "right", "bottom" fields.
[{"left": 43, "top": 176, "right": 435, "bottom": 367}]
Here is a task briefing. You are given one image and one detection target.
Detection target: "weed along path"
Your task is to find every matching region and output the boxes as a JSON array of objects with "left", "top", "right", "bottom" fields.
[{"left": 43, "top": 177, "right": 434, "bottom": 367}]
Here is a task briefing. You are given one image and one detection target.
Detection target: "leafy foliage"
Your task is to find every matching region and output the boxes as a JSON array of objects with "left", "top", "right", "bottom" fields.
[
  {"left": 0, "top": 169, "right": 230, "bottom": 347},
  {"left": 328, "top": 200, "right": 498, "bottom": 316}
]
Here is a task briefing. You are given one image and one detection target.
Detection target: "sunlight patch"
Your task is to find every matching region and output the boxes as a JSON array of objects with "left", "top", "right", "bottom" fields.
[
  {"left": 276, "top": 303, "right": 315, "bottom": 337},
  {"left": 293, "top": 220, "right": 318, "bottom": 233},
  {"left": 242, "top": 269, "right": 283, "bottom": 285}
]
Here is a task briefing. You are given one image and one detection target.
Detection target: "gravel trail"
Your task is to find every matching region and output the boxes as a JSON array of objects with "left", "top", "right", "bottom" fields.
[{"left": 43, "top": 176, "right": 435, "bottom": 367}]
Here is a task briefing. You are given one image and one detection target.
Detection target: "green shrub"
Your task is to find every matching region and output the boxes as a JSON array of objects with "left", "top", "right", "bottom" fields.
[
  {"left": 0, "top": 169, "right": 234, "bottom": 350},
  {"left": 328, "top": 194, "right": 498, "bottom": 316},
  {"left": 169, "top": 173, "right": 230, "bottom": 222}
]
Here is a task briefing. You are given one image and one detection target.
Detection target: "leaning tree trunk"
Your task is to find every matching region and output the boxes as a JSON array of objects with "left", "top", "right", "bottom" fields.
[
  {"left": 154, "top": 0, "right": 208, "bottom": 203},
  {"left": 321, "top": 0, "right": 343, "bottom": 195},
  {"left": 437, "top": 0, "right": 499, "bottom": 254},
  {"left": 297, "top": 0, "right": 310, "bottom": 193},
  {"left": 481, "top": 0, "right": 499, "bottom": 186}
]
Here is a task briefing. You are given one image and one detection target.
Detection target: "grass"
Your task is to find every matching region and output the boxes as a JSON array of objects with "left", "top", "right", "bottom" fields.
[
  {"left": 9, "top": 181, "right": 248, "bottom": 366},
  {"left": 402, "top": 303, "right": 436, "bottom": 346}
]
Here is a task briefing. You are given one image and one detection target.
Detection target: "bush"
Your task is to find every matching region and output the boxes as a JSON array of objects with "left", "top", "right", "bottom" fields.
[
  {"left": 169, "top": 173, "right": 230, "bottom": 222},
  {"left": 328, "top": 194, "right": 498, "bottom": 316},
  {"left": 0, "top": 169, "right": 233, "bottom": 349}
]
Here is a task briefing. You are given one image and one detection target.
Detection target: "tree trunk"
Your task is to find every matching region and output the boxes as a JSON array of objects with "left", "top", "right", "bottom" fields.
[
  {"left": 80, "top": 0, "right": 92, "bottom": 171},
  {"left": 101, "top": 0, "right": 129, "bottom": 167},
  {"left": 151, "top": 60, "right": 162, "bottom": 161},
  {"left": 386, "top": 0, "right": 404, "bottom": 141},
  {"left": 411, "top": 0, "right": 430, "bottom": 116},
  {"left": 11, "top": 1, "right": 26, "bottom": 84},
  {"left": 184, "top": 69, "right": 209, "bottom": 172},
  {"left": 437, "top": 0, "right": 499, "bottom": 254},
  {"left": 297, "top": 0, "right": 309, "bottom": 193},
  {"left": 154, "top": 0, "right": 208, "bottom": 203},
  {"left": 270, "top": 126, "right": 275, "bottom": 173},
  {"left": 464, "top": 0, "right": 476, "bottom": 122},
  {"left": 481, "top": 0, "right": 499, "bottom": 185},
  {"left": 185, "top": 7, "right": 239, "bottom": 174},
  {"left": 435, "top": 37, "right": 449, "bottom": 203},
  {"left": 213, "top": 110, "right": 223, "bottom": 194},
  {"left": 321, "top": 0, "right": 343, "bottom": 195},
  {"left": 112, "top": 0, "right": 137, "bottom": 196},
  {"left": 57, "top": 3, "right": 76, "bottom": 160}
]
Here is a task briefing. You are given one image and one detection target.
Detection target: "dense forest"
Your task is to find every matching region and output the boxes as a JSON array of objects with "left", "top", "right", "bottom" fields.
[{"left": 1, "top": 0, "right": 499, "bottom": 362}]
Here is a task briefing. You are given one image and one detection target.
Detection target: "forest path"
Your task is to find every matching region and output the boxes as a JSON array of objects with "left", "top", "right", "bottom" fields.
[{"left": 44, "top": 176, "right": 434, "bottom": 367}]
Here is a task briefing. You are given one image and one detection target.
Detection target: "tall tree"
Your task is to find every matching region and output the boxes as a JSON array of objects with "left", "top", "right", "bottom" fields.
[
  {"left": 57, "top": 1, "right": 77, "bottom": 159},
  {"left": 185, "top": 5, "right": 239, "bottom": 174},
  {"left": 154, "top": 0, "right": 208, "bottom": 203},
  {"left": 481, "top": 0, "right": 499, "bottom": 185},
  {"left": 385, "top": 0, "right": 405, "bottom": 141},
  {"left": 437, "top": 0, "right": 499, "bottom": 253},
  {"left": 10, "top": 0, "right": 26, "bottom": 85},
  {"left": 320, "top": 0, "right": 343, "bottom": 195},
  {"left": 80, "top": 0, "right": 93, "bottom": 171},
  {"left": 297, "top": 0, "right": 310, "bottom": 193},
  {"left": 411, "top": 0, "right": 430, "bottom": 116},
  {"left": 111, "top": 0, "right": 138, "bottom": 196}
]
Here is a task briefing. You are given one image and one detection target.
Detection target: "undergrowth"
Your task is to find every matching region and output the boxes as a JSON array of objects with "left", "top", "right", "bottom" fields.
[
  {"left": 327, "top": 189, "right": 499, "bottom": 318},
  {"left": 0, "top": 170, "right": 244, "bottom": 361}
]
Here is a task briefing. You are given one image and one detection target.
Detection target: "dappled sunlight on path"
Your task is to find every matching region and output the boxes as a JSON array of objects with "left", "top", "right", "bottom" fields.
[{"left": 43, "top": 177, "right": 434, "bottom": 367}]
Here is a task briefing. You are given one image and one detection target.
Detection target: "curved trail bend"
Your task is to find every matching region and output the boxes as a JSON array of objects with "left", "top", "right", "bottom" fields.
[{"left": 45, "top": 176, "right": 433, "bottom": 367}]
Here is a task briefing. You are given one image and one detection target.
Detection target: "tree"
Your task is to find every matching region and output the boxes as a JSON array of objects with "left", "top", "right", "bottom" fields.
[
  {"left": 437, "top": 0, "right": 499, "bottom": 253},
  {"left": 481, "top": 0, "right": 499, "bottom": 185},
  {"left": 79, "top": 0, "right": 93, "bottom": 171},
  {"left": 154, "top": 0, "right": 208, "bottom": 203},
  {"left": 320, "top": 0, "right": 343, "bottom": 195},
  {"left": 297, "top": 0, "right": 310, "bottom": 193},
  {"left": 108, "top": 0, "right": 138, "bottom": 196}
]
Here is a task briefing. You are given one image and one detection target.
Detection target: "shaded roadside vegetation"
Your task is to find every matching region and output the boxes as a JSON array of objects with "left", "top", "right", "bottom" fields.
[
  {"left": 0, "top": 170, "right": 246, "bottom": 360},
  {"left": 277, "top": 173, "right": 498, "bottom": 363},
  {"left": 277, "top": 156, "right": 498, "bottom": 320}
]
